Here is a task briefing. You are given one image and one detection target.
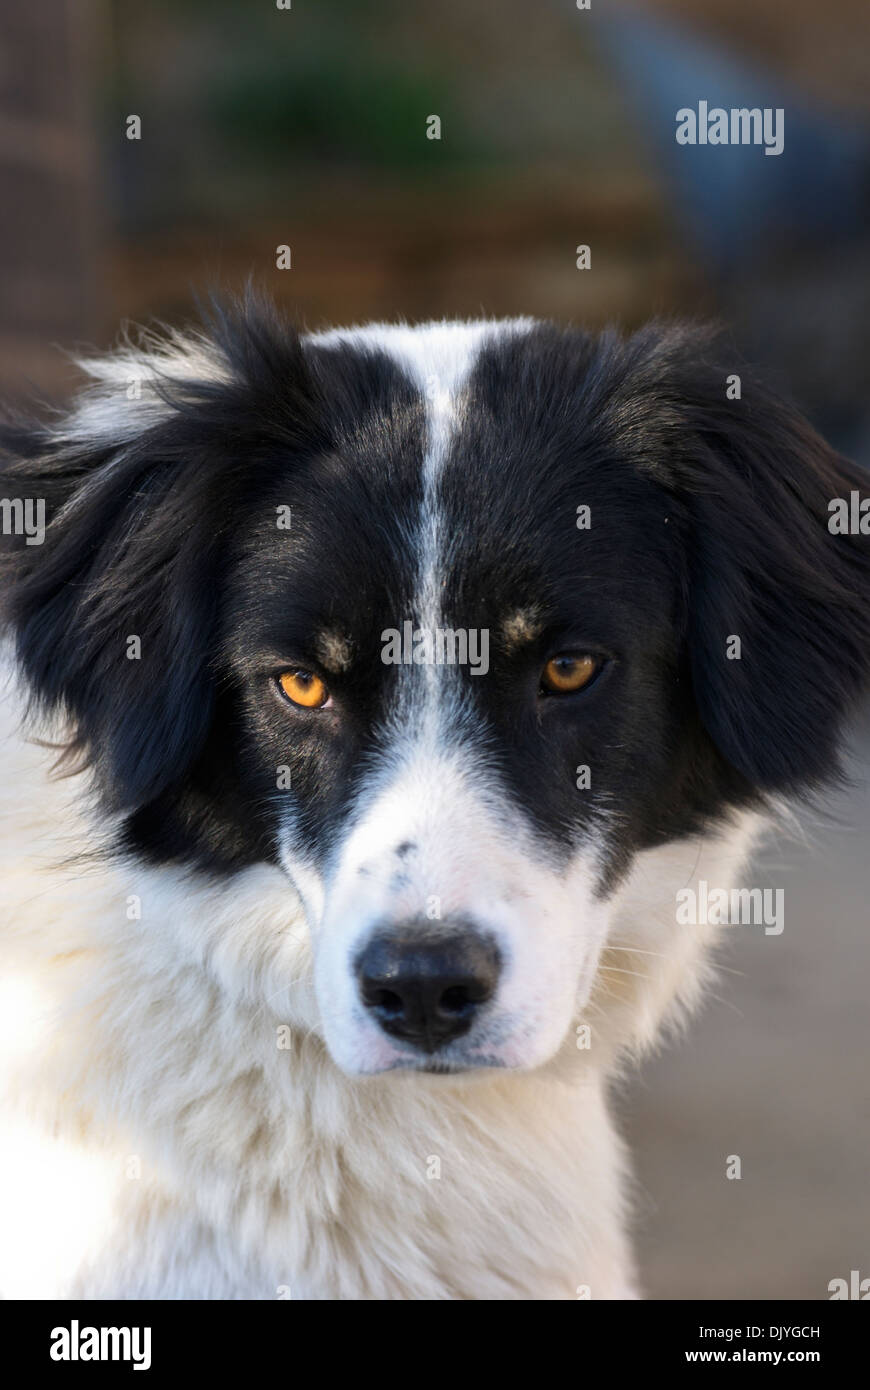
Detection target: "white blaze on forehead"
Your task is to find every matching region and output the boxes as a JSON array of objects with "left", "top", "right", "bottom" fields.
[
  {"left": 305, "top": 318, "right": 535, "bottom": 415},
  {"left": 309, "top": 317, "right": 536, "bottom": 734},
  {"left": 306, "top": 316, "right": 536, "bottom": 555}
]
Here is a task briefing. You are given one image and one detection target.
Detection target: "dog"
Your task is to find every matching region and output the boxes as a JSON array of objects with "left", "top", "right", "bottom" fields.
[{"left": 1, "top": 299, "right": 868, "bottom": 1299}]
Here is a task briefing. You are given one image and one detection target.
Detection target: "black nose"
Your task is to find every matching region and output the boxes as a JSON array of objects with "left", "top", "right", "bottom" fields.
[{"left": 355, "top": 928, "right": 501, "bottom": 1053}]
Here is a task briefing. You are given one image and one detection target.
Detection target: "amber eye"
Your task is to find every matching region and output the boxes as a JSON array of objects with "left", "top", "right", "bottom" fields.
[
  {"left": 540, "top": 654, "right": 600, "bottom": 695},
  {"left": 276, "top": 669, "right": 330, "bottom": 709}
]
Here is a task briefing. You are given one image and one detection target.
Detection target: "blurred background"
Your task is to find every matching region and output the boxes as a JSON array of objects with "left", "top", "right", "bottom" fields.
[{"left": 0, "top": 0, "right": 867, "bottom": 1298}]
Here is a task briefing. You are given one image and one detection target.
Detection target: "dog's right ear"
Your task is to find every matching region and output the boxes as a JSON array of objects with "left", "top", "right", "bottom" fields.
[{"left": 0, "top": 297, "right": 326, "bottom": 812}]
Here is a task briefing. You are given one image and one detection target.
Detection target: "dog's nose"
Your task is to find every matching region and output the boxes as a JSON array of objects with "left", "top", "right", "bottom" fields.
[{"left": 355, "top": 929, "right": 500, "bottom": 1052}]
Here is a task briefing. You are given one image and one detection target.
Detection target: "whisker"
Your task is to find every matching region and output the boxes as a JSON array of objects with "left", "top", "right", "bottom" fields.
[{"left": 598, "top": 964, "right": 654, "bottom": 982}]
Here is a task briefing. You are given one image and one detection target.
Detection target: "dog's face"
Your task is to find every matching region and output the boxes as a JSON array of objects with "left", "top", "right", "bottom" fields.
[
  {"left": 228, "top": 324, "right": 684, "bottom": 1073},
  {"left": 3, "top": 306, "right": 869, "bottom": 1075}
]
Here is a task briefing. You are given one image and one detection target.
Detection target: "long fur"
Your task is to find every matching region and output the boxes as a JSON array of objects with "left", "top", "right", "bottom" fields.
[{"left": 1, "top": 298, "right": 868, "bottom": 1299}]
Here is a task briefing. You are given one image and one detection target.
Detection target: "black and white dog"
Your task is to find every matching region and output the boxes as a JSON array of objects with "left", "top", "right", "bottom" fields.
[{"left": 1, "top": 299, "right": 868, "bottom": 1298}]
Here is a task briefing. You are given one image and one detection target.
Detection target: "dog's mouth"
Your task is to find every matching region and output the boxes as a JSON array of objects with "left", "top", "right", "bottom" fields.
[
  {"left": 419, "top": 1058, "right": 501, "bottom": 1076},
  {"left": 367, "top": 1047, "right": 513, "bottom": 1077}
]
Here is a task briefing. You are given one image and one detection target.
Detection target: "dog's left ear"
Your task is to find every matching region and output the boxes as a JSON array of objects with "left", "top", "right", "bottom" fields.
[{"left": 668, "top": 342, "right": 870, "bottom": 794}]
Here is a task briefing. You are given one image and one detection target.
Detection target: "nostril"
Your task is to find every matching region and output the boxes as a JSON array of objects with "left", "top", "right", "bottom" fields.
[
  {"left": 439, "top": 985, "right": 470, "bottom": 1014},
  {"left": 438, "top": 981, "right": 489, "bottom": 1015},
  {"left": 368, "top": 987, "right": 404, "bottom": 1017}
]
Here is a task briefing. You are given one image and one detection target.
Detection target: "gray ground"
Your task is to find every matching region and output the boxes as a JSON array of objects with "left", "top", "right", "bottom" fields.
[{"left": 622, "top": 705, "right": 870, "bottom": 1300}]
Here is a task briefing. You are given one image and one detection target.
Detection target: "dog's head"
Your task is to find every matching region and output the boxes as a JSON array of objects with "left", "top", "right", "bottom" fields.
[{"left": 3, "top": 300, "right": 869, "bottom": 1075}]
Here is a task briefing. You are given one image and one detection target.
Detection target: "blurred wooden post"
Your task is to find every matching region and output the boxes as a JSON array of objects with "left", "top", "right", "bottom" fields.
[{"left": 0, "top": 0, "right": 102, "bottom": 400}]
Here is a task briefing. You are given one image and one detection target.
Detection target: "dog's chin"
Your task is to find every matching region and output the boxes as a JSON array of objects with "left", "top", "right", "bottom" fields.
[
  {"left": 324, "top": 1042, "right": 506, "bottom": 1081},
  {"left": 322, "top": 1020, "right": 577, "bottom": 1082},
  {"left": 347, "top": 1055, "right": 510, "bottom": 1086},
  {"left": 388, "top": 1053, "right": 508, "bottom": 1077}
]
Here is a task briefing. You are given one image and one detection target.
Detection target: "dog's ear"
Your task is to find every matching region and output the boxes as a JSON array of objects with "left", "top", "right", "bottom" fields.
[
  {"left": 663, "top": 333, "right": 870, "bottom": 794},
  {"left": 0, "top": 296, "right": 325, "bottom": 811}
]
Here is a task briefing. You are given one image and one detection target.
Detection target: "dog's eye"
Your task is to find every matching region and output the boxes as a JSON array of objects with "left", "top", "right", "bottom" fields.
[
  {"left": 276, "top": 669, "right": 331, "bottom": 709},
  {"left": 540, "top": 654, "right": 600, "bottom": 696}
]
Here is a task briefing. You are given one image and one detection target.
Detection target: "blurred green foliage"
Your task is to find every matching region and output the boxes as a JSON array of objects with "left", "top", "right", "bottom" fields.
[{"left": 208, "top": 51, "right": 466, "bottom": 168}]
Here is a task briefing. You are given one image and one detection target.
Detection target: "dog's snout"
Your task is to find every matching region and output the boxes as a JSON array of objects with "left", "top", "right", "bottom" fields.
[{"left": 355, "top": 929, "right": 500, "bottom": 1052}]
